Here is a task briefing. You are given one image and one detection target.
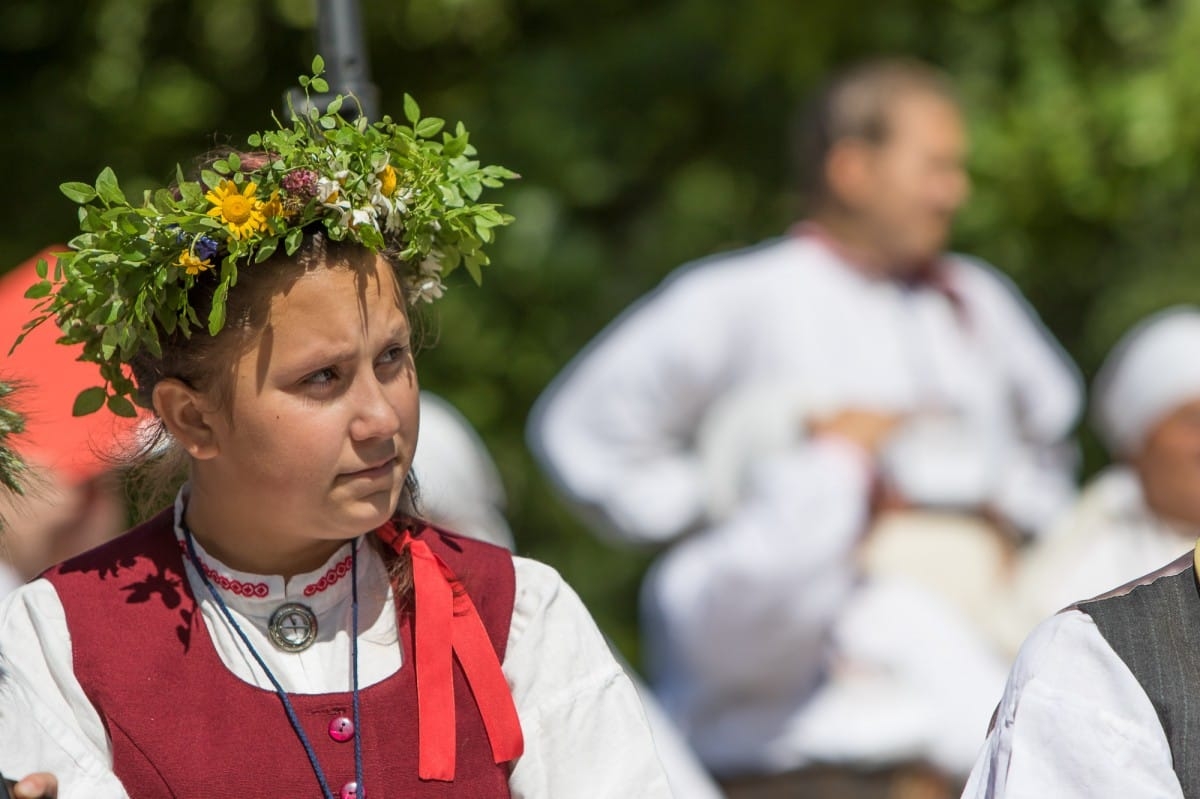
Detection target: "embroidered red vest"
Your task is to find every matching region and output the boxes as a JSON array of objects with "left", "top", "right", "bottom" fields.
[{"left": 43, "top": 508, "right": 516, "bottom": 798}]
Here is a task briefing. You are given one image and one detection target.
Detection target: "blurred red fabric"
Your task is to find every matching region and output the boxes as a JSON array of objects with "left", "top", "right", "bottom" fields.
[{"left": 0, "top": 246, "right": 140, "bottom": 483}]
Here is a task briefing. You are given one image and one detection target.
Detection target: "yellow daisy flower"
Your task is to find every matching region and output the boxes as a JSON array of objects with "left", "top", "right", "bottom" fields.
[
  {"left": 260, "top": 190, "right": 284, "bottom": 231},
  {"left": 205, "top": 179, "right": 265, "bottom": 240},
  {"left": 178, "top": 250, "right": 212, "bottom": 276},
  {"left": 378, "top": 164, "right": 398, "bottom": 197}
]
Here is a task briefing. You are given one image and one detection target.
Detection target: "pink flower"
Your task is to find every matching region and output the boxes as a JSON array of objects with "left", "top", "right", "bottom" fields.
[{"left": 281, "top": 169, "right": 319, "bottom": 199}]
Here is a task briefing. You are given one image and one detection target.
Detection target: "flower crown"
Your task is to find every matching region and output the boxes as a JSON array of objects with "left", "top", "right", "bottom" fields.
[{"left": 18, "top": 56, "right": 516, "bottom": 418}]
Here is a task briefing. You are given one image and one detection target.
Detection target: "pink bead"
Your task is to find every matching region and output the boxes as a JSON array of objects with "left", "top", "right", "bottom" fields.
[
  {"left": 328, "top": 715, "right": 355, "bottom": 743},
  {"left": 340, "top": 781, "right": 359, "bottom": 799}
]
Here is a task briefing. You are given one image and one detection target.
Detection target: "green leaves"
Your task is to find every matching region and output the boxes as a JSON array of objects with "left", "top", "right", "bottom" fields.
[
  {"left": 61, "top": 182, "right": 98, "bottom": 204},
  {"left": 94, "top": 167, "right": 126, "bottom": 206},
  {"left": 284, "top": 226, "right": 304, "bottom": 255},
  {"left": 254, "top": 238, "right": 278, "bottom": 263},
  {"left": 208, "top": 280, "right": 228, "bottom": 336},
  {"left": 72, "top": 387, "right": 107, "bottom": 417},
  {"left": 415, "top": 117, "right": 444, "bottom": 138},
  {"left": 34, "top": 53, "right": 516, "bottom": 416},
  {"left": 23, "top": 280, "right": 51, "bottom": 299},
  {"left": 106, "top": 394, "right": 137, "bottom": 418},
  {"left": 403, "top": 94, "right": 421, "bottom": 126}
]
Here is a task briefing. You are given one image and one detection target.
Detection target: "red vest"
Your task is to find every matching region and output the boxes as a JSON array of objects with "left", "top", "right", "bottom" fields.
[{"left": 44, "top": 509, "right": 516, "bottom": 798}]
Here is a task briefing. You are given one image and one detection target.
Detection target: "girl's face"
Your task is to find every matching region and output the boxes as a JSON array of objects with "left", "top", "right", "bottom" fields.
[{"left": 196, "top": 253, "right": 419, "bottom": 549}]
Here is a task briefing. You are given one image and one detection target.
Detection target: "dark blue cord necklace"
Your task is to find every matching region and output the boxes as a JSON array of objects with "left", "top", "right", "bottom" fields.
[{"left": 182, "top": 524, "right": 365, "bottom": 799}]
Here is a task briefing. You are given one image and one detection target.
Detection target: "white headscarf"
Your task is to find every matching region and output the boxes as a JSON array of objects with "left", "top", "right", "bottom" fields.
[{"left": 1093, "top": 306, "right": 1200, "bottom": 456}]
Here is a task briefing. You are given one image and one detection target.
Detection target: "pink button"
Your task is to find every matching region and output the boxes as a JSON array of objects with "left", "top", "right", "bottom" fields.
[
  {"left": 328, "top": 715, "right": 355, "bottom": 743},
  {"left": 340, "top": 781, "right": 359, "bottom": 799}
]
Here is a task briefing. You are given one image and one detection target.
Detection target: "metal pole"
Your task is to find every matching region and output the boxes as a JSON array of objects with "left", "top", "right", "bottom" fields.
[{"left": 286, "top": 0, "right": 380, "bottom": 122}]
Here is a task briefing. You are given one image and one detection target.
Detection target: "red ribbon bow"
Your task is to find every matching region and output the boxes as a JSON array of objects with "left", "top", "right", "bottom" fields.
[{"left": 377, "top": 523, "right": 524, "bottom": 781}]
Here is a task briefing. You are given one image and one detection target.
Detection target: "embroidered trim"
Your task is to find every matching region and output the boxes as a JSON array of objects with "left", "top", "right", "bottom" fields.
[
  {"left": 177, "top": 541, "right": 270, "bottom": 598},
  {"left": 303, "top": 554, "right": 353, "bottom": 597}
]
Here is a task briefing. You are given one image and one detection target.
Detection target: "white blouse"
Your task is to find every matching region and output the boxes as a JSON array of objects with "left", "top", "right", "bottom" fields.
[
  {"left": 964, "top": 608, "right": 1183, "bottom": 798},
  {"left": 0, "top": 495, "right": 673, "bottom": 798}
]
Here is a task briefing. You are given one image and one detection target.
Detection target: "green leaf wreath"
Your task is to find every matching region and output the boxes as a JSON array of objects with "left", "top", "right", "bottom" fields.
[{"left": 19, "top": 55, "right": 517, "bottom": 418}]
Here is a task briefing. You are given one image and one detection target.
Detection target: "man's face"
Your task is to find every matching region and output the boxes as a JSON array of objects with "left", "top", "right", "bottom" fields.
[
  {"left": 853, "top": 92, "right": 970, "bottom": 271},
  {"left": 1135, "top": 398, "right": 1200, "bottom": 528}
]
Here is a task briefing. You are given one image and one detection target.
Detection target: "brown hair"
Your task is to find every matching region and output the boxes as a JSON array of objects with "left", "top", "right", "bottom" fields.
[
  {"left": 124, "top": 225, "right": 421, "bottom": 596},
  {"left": 792, "top": 57, "right": 958, "bottom": 211}
]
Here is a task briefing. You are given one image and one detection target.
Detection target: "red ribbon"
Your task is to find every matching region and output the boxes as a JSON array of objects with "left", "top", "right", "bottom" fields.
[{"left": 377, "top": 523, "right": 524, "bottom": 781}]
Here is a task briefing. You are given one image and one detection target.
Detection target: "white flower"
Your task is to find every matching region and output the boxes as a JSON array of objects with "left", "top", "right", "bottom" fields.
[
  {"left": 412, "top": 276, "right": 445, "bottom": 303},
  {"left": 369, "top": 183, "right": 411, "bottom": 234},
  {"left": 404, "top": 254, "right": 446, "bottom": 303},
  {"left": 349, "top": 206, "right": 378, "bottom": 230},
  {"left": 418, "top": 253, "right": 442, "bottom": 276},
  {"left": 316, "top": 175, "right": 350, "bottom": 210}
]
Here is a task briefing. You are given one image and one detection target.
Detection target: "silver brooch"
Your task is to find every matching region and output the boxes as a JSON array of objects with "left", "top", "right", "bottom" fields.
[{"left": 268, "top": 602, "right": 318, "bottom": 652}]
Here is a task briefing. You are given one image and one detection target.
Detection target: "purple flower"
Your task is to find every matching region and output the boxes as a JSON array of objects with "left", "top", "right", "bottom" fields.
[
  {"left": 282, "top": 169, "right": 319, "bottom": 199},
  {"left": 194, "top": 235, "right": 219, "bottom": 262}
]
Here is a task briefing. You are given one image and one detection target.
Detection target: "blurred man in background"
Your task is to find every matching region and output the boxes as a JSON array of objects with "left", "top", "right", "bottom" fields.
[{"left": 528, "top": 58, "right": 1081, "bottom": 797}]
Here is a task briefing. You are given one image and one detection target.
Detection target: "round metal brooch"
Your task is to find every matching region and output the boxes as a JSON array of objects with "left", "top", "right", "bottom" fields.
[{"left": 267, "top": 602, "right": 319, "bottom": 653}]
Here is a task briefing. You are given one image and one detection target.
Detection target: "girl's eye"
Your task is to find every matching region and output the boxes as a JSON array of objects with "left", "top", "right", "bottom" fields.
[
  {"left": 304, "top": 367, "right": 339, "bottom": 386},
  {"left": 377, "top": 344, "right": 410, "bottom": 366}
]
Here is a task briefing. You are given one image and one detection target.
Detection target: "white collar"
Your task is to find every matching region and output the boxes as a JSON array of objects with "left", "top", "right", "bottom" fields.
[{"left": 171, "top": 486, "right": 378, "bottom": 616}]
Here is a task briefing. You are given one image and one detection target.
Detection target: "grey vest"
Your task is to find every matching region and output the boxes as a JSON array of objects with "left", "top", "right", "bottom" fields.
[{"left": 1079, "top": 558, "right": 1199, "bottom": 796}]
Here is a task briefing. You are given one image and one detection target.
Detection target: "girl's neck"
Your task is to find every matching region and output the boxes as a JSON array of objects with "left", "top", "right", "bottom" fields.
[{"left": 184, "top": 481, "right": 348, "bottom": 580}]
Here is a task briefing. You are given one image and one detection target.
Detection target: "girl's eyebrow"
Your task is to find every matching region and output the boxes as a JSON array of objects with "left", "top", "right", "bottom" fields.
[{"left": 292, "top": 327, "right": 409, "bottom": 368}]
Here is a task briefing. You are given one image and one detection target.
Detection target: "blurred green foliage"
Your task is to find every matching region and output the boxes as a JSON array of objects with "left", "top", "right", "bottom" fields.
[{"left": 5, "top": 0, "right": 1200, "bottom": 661}]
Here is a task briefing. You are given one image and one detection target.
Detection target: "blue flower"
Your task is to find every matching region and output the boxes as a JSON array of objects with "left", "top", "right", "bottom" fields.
[{"left": 194, "top": 235, "right": 220, "bottom": 263}]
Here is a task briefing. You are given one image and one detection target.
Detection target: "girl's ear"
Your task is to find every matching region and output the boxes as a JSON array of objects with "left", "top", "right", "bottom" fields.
[{"left": 152, "top": 379, "right": 219, "bottom": 460}]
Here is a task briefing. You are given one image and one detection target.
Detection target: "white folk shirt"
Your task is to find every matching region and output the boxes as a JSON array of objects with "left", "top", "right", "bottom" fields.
[
  {"left": 964, "top": 608, "right": 1183, "bottom": 798},
  {"left": 1004, "top": 466, "right": 1197, "bottom": 641},
  {"left": 528, "top": 233, "right": 1082, "bottom": 776},
  {"left": 0, "top": 495, "right": 674, "bottom": 798}
]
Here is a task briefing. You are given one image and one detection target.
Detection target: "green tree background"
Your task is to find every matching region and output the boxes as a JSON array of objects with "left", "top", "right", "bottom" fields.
[{"left": 4, "top": 0, "right": 1200, "bottom": 660}]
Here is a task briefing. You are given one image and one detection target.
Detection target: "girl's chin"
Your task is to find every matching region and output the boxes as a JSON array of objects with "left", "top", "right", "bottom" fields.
[{"left": 329, "top": 493, "right": 400, "bottom": 531}]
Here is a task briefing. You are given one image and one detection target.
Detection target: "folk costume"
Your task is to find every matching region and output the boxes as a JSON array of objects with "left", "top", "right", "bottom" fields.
[
  {"left": 0, "top": 61, "right": 673, "bottom": 798},
  {"left": 528, "top": 227, "right": 1082, "bottom": 777},
  {"left": 963, "top": 555, "right": 1195, "bottom": 798},
  {"left": 965, "top": 307, "right": 1200, "bottom": 797},
  {"left": 0, "top": 491, "right": 672, "bottom": 798}
]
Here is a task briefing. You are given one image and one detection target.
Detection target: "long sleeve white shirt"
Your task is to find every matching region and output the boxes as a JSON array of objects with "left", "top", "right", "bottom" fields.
[
  {"left": 0, "top": 496, "right": 673, "bottom": 798},
  {"left": 528, "top": 233, "right": 1082, "bottom": 775},
  {"left": 530, "top": 234, "right": 1082, "bottom": 547},
  {"left": 963, "top": 608, "right": 1183, "bottom": 798}
]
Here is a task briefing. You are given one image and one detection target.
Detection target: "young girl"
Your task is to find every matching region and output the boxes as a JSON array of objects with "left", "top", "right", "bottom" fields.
[{"left": 0, "top": 64, "right": 672, "bottom": 798}]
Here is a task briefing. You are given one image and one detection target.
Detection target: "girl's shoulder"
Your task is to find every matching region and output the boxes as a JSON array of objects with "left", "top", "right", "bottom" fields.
[
  {"left": 508, "top": 555, "right": 609, "bottom": 654},
  {"left": 41, "top": 507, "right": 176, "bottom": 588}
]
